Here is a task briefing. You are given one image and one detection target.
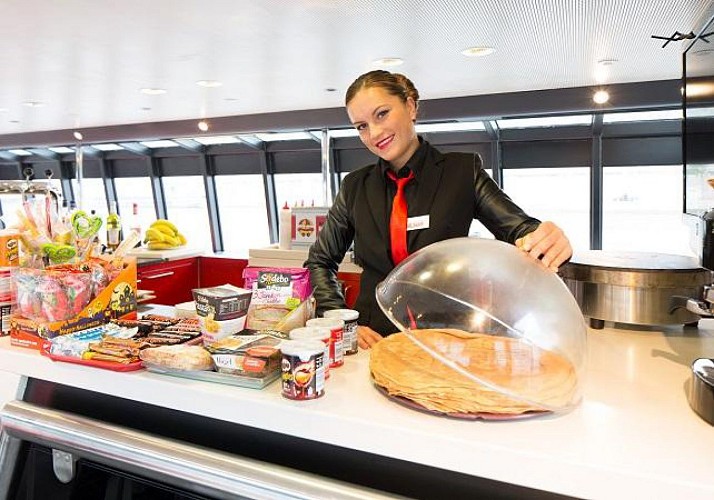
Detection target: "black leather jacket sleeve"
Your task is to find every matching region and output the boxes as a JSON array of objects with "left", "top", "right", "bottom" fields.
[
  {"left": 304, "top": 182, "right": 355, "bottom": 316},
  {"left": 472, "top": 159, "right": 541, "bottom": 243}
]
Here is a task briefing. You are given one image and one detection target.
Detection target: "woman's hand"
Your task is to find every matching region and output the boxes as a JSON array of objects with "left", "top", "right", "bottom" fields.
[
  {"left": 515, "top": 221, "right": 572, "bottom": 272},
  {"left": 358, "top": 325, "right": 384, "bottom": 350}
]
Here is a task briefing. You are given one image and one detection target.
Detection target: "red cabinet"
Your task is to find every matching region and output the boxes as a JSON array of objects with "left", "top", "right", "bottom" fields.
[
  {"left": 337, "top": 271, "right": 361, "bottom": 309},
  {"left": 138, "top": 258, "right": 199, "bottom": 305}
]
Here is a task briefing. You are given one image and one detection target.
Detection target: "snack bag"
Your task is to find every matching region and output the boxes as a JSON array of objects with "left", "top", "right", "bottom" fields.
[{"left": 242, "top": 267, "right": 312, "bottom": 332}]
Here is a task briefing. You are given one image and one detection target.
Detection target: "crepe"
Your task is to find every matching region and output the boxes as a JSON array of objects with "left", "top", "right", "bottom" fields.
[{"left": 370, "top": 329, "right": 577, "bottom": 415}]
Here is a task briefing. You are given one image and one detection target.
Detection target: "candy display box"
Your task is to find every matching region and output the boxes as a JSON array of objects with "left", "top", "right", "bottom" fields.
[{"left": 10, "top": 258, "right": 138, "bottom": 350}]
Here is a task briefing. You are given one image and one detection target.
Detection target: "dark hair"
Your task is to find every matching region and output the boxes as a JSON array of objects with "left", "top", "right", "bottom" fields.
[{"left": 345, "top": 70, "right": 420, "bottom": 109}]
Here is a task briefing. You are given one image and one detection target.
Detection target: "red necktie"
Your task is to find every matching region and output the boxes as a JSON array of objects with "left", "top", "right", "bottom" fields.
[{"left": 386, "top": 169, "right": 414, "bottom": 265}]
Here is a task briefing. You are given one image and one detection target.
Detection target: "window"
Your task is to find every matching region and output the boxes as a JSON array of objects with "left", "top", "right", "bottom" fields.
[
  {"left": 274, "top": 173, "right": 325, "bottom": 208},
  {"left": 0, "top": 193, "right": 25, "bottom": 227},
  {"left": 71, "top": 178, "right": 108, "bottom": 221},
  {"left": 215, "top": 175, "right": 270, "bottom": 256},
  {"left": 470, "top": 169, "right": 495, "bottom": 239},
  {"left": 603, "top": 165, "right": 693, "bottom": 256},
  {"left": 162, "top": 176, "right": 212, "bottom": 250},
  {"left": 502, "top": 168, "right": 590, "bottom": 250},
  {"left": 114, "top": 177, "right": 156, "bottom": 240}
]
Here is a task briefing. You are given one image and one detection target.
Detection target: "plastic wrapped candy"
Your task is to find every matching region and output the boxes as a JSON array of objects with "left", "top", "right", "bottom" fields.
[{"left": 12, "top": 266, "right": 93, "bottom": 323}]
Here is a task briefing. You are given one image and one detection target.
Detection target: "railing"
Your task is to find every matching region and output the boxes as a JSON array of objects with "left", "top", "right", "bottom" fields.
[{"left": 0, "top": 400, "right": 404, "bottom": 500}]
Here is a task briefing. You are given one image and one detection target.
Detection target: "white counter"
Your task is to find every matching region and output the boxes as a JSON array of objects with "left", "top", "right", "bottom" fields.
[{"left": 1, "top": 324, "right": 714, "bottom": 499}]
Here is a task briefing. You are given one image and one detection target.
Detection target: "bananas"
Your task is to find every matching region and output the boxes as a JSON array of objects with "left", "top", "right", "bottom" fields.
[{"left": 144, "top": 219, "right": 187, "bottom": 250}]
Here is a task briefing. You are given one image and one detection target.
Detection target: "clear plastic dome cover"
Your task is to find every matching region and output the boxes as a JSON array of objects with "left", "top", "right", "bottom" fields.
[{"left": 375, "top": 237, "right": 587, "bottom": 413}]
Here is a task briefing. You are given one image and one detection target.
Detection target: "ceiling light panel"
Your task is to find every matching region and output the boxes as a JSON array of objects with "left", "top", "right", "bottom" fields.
[
  {"left": 48, "top": 147, "right": 74, "bottom": 154},
  {"left": 140, "top": 140, "right": 179, "bottom": 148},
  {"left": 91, "top": 143, "right": 124, "bottom": 151},
  {"left": 254, "top": 131, "right": 313, "bottom": 141},
  {"left": 416, "top": 121, "right": 485, "bottom": 133},
  {"left": 192, "top": 135, "right": 241, "bottom": 145},
  {"left": 603, "top": 109, "right": 682, "bottom": 123},
  {"left": 497, "top": 115, "right": 593, "bottom": 129}
]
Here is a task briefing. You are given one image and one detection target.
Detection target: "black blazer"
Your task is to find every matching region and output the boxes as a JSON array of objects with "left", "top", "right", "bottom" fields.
[{"left": 305, "top": 141, "right": 540, "bottom": 335}]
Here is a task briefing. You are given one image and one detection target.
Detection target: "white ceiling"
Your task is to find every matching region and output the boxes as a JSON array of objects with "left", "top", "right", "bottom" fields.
[{"left": 0, "top": 0, "right": 711, "bottom": 136}]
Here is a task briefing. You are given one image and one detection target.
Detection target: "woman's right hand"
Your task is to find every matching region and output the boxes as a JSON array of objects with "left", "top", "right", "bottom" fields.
[{"left": 358, "top": 326, "right": 383, "bottom": 350}]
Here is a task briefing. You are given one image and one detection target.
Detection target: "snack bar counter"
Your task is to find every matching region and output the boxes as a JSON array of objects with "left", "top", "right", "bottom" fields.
[{"left": 1, "top": 324, "right": 714, "bottom": 499}]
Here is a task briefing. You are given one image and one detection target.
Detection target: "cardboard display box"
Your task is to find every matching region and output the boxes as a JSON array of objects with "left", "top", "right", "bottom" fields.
[{"left": 10, "top": 258, "right": 138, "bottom": 350}]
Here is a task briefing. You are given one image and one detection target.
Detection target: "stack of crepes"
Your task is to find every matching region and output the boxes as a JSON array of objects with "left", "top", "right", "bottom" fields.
[{"left": 370, "top": 329, "right": 578, "bottom": 415}]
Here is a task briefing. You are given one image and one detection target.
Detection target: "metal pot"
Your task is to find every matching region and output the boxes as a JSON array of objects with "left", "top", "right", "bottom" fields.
[{"left": 558, "top": 251, "right": 713, "bottom": 329}]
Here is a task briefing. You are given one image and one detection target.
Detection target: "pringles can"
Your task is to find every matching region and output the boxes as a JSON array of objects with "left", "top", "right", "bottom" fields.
[
  {"left": 279, "top": 339, "right": 326, "bottom": 400},
  {"left": 306, "top": 317, "right": 344, "bottom": 367},
  {"left": 289, "top": 326, "right": 332, "bottom": 378},
  {"left": 324, "top": 309, "right": 359, "bottom": 355}
]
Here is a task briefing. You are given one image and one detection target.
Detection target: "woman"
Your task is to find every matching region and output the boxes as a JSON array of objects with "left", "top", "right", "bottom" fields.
[{"left": 305, "top": 70, "right": 572, "bottom": 349}]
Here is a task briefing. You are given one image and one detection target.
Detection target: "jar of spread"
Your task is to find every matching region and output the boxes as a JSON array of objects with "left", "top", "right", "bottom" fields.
[
  {"left": 323, "top": 309, "right": 359, "bottom": 355},
  {"left": 279, "top": 339, "right": 326, "bottom": 400},
  {"left": 289, "top": 326, "right": 332, "bottom": 378},
  {"left": 306, "top": 317, "right": 344, "bottom": 367}
]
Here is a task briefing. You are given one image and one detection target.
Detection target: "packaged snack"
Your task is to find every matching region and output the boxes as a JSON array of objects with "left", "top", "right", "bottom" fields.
[
  {"left": 140, "top": 344, "right": 214, "bottom": 371},
  {"left": 206, "top": 334, "right": 281, "bottom": 378},
  {"left": 242, "top": 267, "right": 312, "bottom": 332},
  {"left": 192, "top": 284, "right": 251, "bottom": 321}
]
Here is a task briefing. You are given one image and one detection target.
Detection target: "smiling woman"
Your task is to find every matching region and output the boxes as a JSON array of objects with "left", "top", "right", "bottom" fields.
[{"left": 305, "top": 70, "right": 573, "bottom": 349}]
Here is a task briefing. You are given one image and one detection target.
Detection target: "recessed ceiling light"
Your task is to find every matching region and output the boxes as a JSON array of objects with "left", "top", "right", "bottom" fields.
[
  {"left": 23, "top": 100, "right": 45, "bottom": 108},
  {"left": 597, "top": 59, "right": 619, "bottom": 66},
  {"left": 224, "top": 97, "right": 239, "bottom": 102},
  {"left": 196, "top": 80, "right": 223, "bottom": 88},
  {"left": 593, "top": 90, "right": 610, "bottom": 104},
  {"left": 140, "top": 88, "right": 167, "bottom": 95},
  {"left": 325, "top": 88, "right": 337, "bottom": 92},
  {"left": 197, "top": 120, "right": 209, "bottom": 132},
  {"left": 9, "top": 120, "right": 20, "bottom": 124},
  {"left": 461, "top": 46, "right": 495, "bottom": 57},
  {"left": 141, "top": 107, "right": 152, "bottom": 111},
  {"left": 373, "top": 57, "right": 404, "bottom": 67}
]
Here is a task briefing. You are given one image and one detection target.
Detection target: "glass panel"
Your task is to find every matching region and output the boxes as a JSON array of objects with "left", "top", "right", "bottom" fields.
[
  {"left": 274, "top": 173, "right": 325, "bottom": 208},
  {"left": 72, "top": 178, "right": 108, "bottom": 221},
  {"left": 163, "top": 176, "right": 211, "bottom": 250},
  {"left": 215, "top": 174, "right": 270, "bottom": 256},
  {"left": 603, "top": 165, "right": 693, "bottom": 256},
  {"left": 502, "top": 167, "right": 590, "bottom": 251},
  {"left": 114, "top": 177, "right": 157, "bottom": 240}
]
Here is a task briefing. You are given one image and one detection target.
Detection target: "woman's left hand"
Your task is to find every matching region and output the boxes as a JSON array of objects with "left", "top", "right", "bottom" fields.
[{"left": 515, "top": 221, "right": 572, "bottom": 272}]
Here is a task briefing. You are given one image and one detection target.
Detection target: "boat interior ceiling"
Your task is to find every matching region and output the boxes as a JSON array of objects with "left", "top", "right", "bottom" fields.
[{"left": 0, "top": 0, "right": 713, "bottom": 149}]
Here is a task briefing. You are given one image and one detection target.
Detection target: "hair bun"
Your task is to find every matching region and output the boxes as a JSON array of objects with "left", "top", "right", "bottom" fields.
[{"left": 393, "top": 73, "right": 420, "bottom": 104}]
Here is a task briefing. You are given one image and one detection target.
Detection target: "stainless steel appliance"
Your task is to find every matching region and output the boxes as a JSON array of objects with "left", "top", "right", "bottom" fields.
[{"left": 559, "top": 251, "right": 713, "bottom": 329}]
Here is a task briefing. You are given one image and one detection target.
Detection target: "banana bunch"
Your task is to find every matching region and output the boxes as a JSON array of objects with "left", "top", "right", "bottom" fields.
[{"left": 144, "top": 219, "right": 187, "bottom": 250}]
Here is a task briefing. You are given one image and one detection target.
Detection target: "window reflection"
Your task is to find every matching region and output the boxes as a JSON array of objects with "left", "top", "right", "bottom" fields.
[
  {"left": 215, "top": 175, "right": 270, "bottom": 256},
  {"left": 603, "top": 165, "right": 693, "bottom": 256},
  {"left": 163, "top": 176, "right": 212, "bottom": 251},
  {"left": 502, "top": 168, "right": 590, "bottom": 251},
  {"left": 274, "top": 173, "right": 325, "bottom": 208}
]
